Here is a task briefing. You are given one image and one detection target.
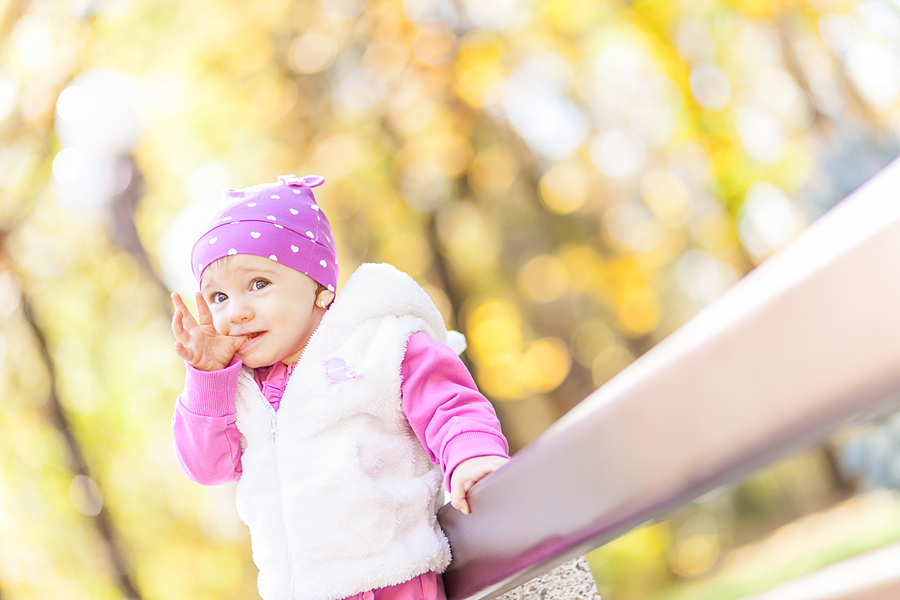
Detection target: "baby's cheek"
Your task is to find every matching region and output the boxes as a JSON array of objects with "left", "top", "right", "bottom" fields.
[{"left": 212, "top": 314, "right": 229, "bottom": 335}]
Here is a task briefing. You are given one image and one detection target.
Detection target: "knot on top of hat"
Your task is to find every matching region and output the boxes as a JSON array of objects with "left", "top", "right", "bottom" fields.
[{"left": 278, "top": 174, "right": 325, "bottom": 188}]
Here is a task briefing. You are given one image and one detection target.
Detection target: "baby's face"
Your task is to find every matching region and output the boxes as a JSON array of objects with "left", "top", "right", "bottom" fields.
[{"left": 200, "top": 254, "right": 322, "bottom": 368}]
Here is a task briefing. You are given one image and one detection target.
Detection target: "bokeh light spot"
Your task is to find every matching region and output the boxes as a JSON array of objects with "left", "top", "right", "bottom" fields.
[
  {"left": 617, "top": 285, "right": 661, "bottom": 337},
  {"left": 379, "top": 231, "right": 432, "bottom": 278},
  {"left": 590, "top": 129, "right": 647, "bottom": 179},
  {"left": 288, "top": 31, "right": 339, "bottom": 75},
  {"left": 604, "top": 202, "right": 664, "bottom": 253},
  {"left": 689, "top": 62, "right": 732, "bottom": 110},
  {"left": 462, "top": 0, "right": 531, "bottom": 32},
  {"left": 669, "top": 514, "right": 721, "bottom": 577},
  {"left": 518, "top": 254, "right": 569, "bottom": 303},
  {"left": 412, "top": 26, "right": 457, "bottom": 65},
  {"left": 538, "top": 163, "right": 588, "bottom": 215},
  {"left": 736, "top": 105, "right": 787, "bottom": 164},
  {"left": 0, "top": 73, "right": 20, "bottom": 121},
  {"left": 570, "top": 320, "right": 615, "bottom": 369},
  {"left": 677, "top": 249, "right": 739, "bottom": 305},
  {"left": 311, "top": 134, "right": 362, "bottom": 180},
  {"left": 69, "top": 475, "right": 103, "bottom": 517},
  {"left": 518, "top": 337, "right": 572, "bottom": 393},
  {"left": 468, "top": 145, "right": 518, "bottom": 198},
  {"left": 401, "top": 161, "right": 451, "bottom": 212},
  {"left": 846, "top": 40, "right": 900, "bottom": 111},
  {"left": 738, "top": 182, "right": 805, "bottom": 263},
  {"left": 466, "top": 298, "right": 523, "bottom": 367},
  {"left": 641, "top": 168, "right": 692, "bottom": 226}
]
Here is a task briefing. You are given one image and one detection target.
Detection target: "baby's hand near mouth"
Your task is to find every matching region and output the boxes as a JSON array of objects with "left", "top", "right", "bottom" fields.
[{"left": 171, "top": 292, "right": 247, "bottom": 371}]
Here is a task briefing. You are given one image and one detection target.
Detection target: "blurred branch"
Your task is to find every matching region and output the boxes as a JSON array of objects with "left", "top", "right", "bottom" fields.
[
  {"left": 0, "top": 247, "right": 143, "bottom": 600},
  {"left": 0, "top": 9, "right": 158, "bottom": 591},
  {"left": 425, "top": 213, "right": 467, "bottom": 328},
  {"left": 109, "top": 157, "right": 174, "bottom": 317},
  {"left": 776, "top": 15, "right": 834, "bottom": 131}
]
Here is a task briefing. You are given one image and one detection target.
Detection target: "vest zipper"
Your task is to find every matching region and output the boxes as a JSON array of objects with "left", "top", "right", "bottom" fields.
[
  {"left": 250, "top": 383, "right": 296, "bottom": 596},
  {"left": 251, "top": 310, "right": 325, "bottom": 598}
]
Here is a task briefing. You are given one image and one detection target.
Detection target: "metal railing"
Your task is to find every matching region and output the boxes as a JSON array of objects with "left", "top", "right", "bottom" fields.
[{"left": 437, "top": 157, "right": 900, "bottom": 599}]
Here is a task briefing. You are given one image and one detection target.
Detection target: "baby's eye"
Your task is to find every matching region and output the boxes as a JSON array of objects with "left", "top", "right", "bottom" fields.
[
  {"left": 210, "top": 292, "right": 228, "bottom": 304},
  {"left": 251, "top": 279, "right": 270, "bottom": 291}
]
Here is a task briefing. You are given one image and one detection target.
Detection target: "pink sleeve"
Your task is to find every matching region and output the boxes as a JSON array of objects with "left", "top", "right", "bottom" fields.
[
  {"left": 401, "top": 332, "right": 510, "bottom": 493},
  {"left": 171, "top": 358, "right": 245, "bottom": 485}
]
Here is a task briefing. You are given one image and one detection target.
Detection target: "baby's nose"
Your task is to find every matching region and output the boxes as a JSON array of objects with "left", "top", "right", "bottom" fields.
[{"left": 229, "top": 300, "right": 254, "bottom": 323}]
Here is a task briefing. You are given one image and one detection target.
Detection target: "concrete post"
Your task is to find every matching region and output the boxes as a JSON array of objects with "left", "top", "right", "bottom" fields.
[{"left": 496, "top": 557, "right": 601, "bottom": 600}]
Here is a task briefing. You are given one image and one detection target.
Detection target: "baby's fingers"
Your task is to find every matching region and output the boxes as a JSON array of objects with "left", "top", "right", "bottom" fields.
[
  {"left": 171, "top": 309, "right": 186, "bottom": 342},
  {"left": 194, "top": 292, "right": 214, "bottom": 327},
  {"left": 451, "top": 481, "right": 474, "bottom": 515},
  {"left": 171, "top": 308, "right": 195, "bottom": 343},
  {"left": 171, "top": 305, "right": 195, "bottom": 361},
  {"left": 171, "top": 292, "right": 191, "bottom": 317},
  {"left": 171, "top": 294, "right": 198, "bottom": 331},
  {"left": 173, "top": 340, "right": 194, "bottom": 363}
]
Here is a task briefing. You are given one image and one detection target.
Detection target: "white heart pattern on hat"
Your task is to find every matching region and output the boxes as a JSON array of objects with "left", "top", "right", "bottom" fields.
[{"left": 192, "top": 175, "right": 337, "bottom": 291}]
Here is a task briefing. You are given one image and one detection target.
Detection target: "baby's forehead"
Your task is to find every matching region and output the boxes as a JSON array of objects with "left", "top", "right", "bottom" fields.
[
  {"left": 200, "top": 255, "right": 275, "bottom": 285},
  {"left": 199, "top": 253, "right": 310, "bottom": 289}
]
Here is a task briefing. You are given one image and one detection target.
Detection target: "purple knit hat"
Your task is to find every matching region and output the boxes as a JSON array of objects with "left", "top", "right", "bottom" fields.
[{"left": 191, "top": 174, "right": 338, "bottom": 291}]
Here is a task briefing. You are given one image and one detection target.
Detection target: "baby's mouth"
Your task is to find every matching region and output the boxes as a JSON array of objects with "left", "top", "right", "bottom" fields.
[{"left": 238, "top": 332, "right": 264, "bottom": 350}]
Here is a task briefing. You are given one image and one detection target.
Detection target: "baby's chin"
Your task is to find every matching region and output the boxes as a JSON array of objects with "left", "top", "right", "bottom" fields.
[
  {"left": 239, "top": 353, "right": 294, "bottom": 370},
  {"left": 236, "top": 353, "right": 272, "bottom": 369}
]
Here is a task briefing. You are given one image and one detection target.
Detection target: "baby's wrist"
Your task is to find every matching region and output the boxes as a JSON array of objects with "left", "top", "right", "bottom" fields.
[
  {"left": 191, "top": 355, "right": 239, "bottom": 372},
  {"left": 193, "top": 360, "right": 228, "bottom": 372}
]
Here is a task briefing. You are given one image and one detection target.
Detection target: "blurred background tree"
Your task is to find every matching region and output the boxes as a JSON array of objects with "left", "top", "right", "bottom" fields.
[{"left": 2, "top": 0, "right": 900, "bottom": 598}]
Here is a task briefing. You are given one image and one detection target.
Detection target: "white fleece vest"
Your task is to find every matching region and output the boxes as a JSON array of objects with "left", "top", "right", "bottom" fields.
[{"left": 233, "top": 264, "right": 453, "bottom": 600}]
